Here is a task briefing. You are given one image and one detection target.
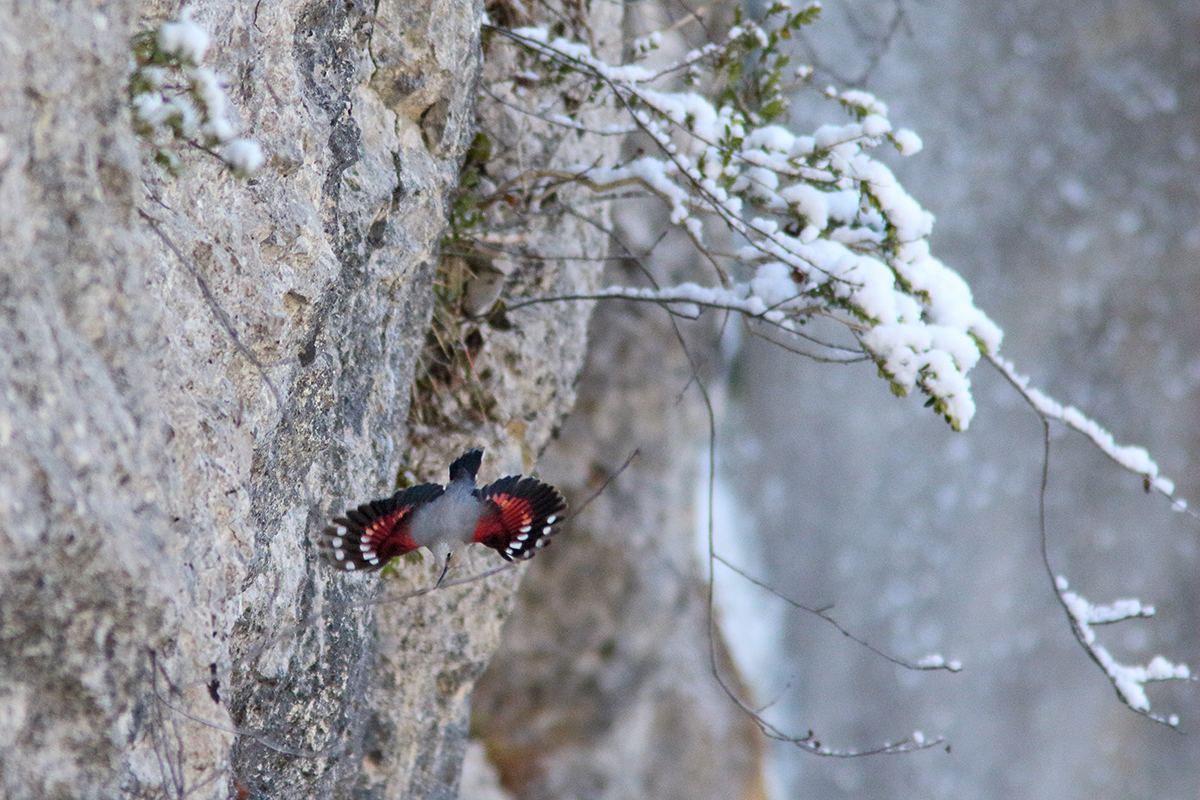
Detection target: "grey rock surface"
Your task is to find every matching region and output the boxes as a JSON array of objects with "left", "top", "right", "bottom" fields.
[
  {"left": 1, "top": 1, "right": 765, "bottom": 798},
  {"left": 0, "top": 1, "right": 524, "bottom": 798}
]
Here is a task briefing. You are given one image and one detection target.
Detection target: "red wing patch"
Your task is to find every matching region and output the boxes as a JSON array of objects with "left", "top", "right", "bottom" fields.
[
  {"left": 472, "top": 476, "right": 568, "bottom": 561},
  {"left": 319, "top": 483, "right": 445, "bottom": 571}
]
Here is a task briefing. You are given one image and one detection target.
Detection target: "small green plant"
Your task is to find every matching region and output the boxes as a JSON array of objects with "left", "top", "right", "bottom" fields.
[{"left": 409, "top": 133, "right": 506, "bottom": 433}]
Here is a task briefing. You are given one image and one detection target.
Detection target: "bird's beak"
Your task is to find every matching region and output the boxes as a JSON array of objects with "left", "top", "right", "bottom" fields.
[{"left": 434, "top": 551, "right": 453, "bottom": 588}]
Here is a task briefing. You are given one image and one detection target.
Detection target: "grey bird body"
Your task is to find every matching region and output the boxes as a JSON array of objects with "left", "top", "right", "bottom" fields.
[{"left": 410, "top": 476, "right": 482, "bottom": 553}]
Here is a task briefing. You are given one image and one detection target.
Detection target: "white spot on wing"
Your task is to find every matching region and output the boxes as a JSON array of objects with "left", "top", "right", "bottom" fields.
[
  {"left": 331, "top": 536, "right": 343, "bottom": 548},
  {"left": 335, "top": 549, "right": 345, "bottom": 560},
  {"left": 345, "top": 562, "right": 356, "bottom": 571},
  {"left": 516, "top": 533, "right": 529, "bottom": 542},
  {"left": 519, "top": 525, "right": 532, "bottom": 534},
  {"left": 546, "top": 515, "right": 557, "bottom": 524}
]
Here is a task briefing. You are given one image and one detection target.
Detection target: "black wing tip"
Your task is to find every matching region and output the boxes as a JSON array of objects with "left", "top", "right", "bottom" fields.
[
  {"left": 319, "top": 484, "right": 443, "bottom": 574},
  {"left": 393, "top": 482, "right": 447, "bottom": 506},
  {"left": 318, "top": 522, "right": 387, "bottom": 572},
  {"left": 521, "top": 478, "right": 569, "bottom": 517},
  {"left": 481, "top": 476, "right": 568, "bottom": 517},
  {"left": 449, "top": 448, "right": 485, "bottom": 482},
  {"left": 490, "top": 479, "right": 568, "bottom": 562}
]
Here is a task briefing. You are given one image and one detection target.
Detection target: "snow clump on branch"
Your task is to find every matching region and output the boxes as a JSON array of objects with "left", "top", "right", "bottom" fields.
[
  {"left": 504, "top": 3, "right": 1000, "bottom": 430},
  {"left": 130, "top": 7, "right": 264, "bottom": 176}
]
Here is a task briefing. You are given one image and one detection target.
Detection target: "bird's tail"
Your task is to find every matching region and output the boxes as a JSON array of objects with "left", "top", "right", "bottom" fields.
[{"left": 449, "top": 448, "right": 484, "bottom": 482}]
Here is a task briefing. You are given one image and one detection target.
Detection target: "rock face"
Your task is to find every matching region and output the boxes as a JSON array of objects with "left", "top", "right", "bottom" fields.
[
  {"left": 0, "top": 0, "right": 492, "bottom": 797},
  {"left": 1, "top": 1, "right": 763, "bottom": 798}
]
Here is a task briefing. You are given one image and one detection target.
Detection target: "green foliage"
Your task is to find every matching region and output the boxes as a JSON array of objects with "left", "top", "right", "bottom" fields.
[
  {"left": 715, "top": 1, "right": 819, "bottom": 123},
  {"left": 447, "top": 132, "right": 493, "bottom": 238}
]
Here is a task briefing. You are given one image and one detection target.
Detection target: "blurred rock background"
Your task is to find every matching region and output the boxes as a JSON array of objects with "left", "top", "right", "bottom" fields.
[{"left": 719, "top": 0, "right": 1200, "bottom": 797}]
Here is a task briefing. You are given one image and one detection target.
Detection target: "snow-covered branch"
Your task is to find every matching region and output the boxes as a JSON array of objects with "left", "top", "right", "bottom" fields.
[
  {"left": 992, "top": 354, "right": 1184, "bottom": 506},
  {"left": 490, "top": 4, "right": 1000, "bottom": 431},
  {"left": 488, "top": 2, "right": 1194, "bottom": 508},
  {"left": 1055, "top": 577, "right": 1192, "bottom": 726},
  {"left": 130, "top": 7, "right": 263, "bottom": 175}
]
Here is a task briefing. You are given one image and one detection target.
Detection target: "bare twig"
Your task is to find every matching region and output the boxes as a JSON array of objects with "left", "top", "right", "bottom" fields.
[
  {"left": 714, "top": 553, "right": 962, "bottom": 673},
  {"left": 139, "top": 209, "right": 285, "bottom": 414}
]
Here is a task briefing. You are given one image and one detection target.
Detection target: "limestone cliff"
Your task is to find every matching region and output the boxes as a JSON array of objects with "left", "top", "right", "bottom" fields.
[{"left": 0, "top": 2, "right": 762, "bottom": 798}]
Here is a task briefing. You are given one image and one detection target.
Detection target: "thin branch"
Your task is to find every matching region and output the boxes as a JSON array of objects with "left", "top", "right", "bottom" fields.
[
  {"left": 742, "top": 319, "right": 870, "bottom": 363},
  {"left": 480, "top": 82, "right": 636, "bottom": 137},
  {"left": 1034, "top": 422, "right": 1192, "bottom": 728},
  {"left": 439, "top": 245, "right": 631, "bottom": 264},
  {"left": 739, "top": 309, "right": 873, "bottom": 359},
  {"left": 151, "top": 650, "right": 343, "bottom": 760},
  {"left": 139, "top": 209, "right": 285, "bottom": 414},
  {"left": 988, "top": 354, "right": 1193, "bottom": 516},
  {"left": 495, "top": 288, "right": 833, "bottom": 332},
  {"left": 714, "top": 553, "right": 962, "bottom": 673},
  {"left": 566, "top": 448, "right": 640, "bottom": 520},
  {"left": 661, "top": 0, "right": 733, "bottom": 37}
]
